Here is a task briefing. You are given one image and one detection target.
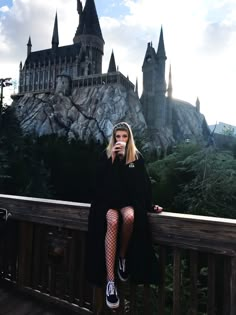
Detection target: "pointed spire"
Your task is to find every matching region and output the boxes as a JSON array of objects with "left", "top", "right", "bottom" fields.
[
  {"left": 196, "top": 97, "right": 200, "bottom": 112},
  {"left": 52, "top": 12, "right": 59, "bottom": 49},
  {"left": 135, "top": 77, "right": 139, "bottom": 96},
  {"left": 74, "top": 0, "right": 104, "bottom": 43},
  {"left": 27, "top": 36, "right": 32, "bottom": 56},
  {"left": 27, "top": 36, "right": 32, "bottom": 46},
  {"left": 167, "top": 64, "right": 173, "bottom": 98},
  {"left": 108, "top": 50, "right": 116, "bottom": 73},
  {"left": 77, "top": 0, "right": 83, "bottom": 15},
  {"left": 157, "top": 26, "right": 166, "bottom": 59}
]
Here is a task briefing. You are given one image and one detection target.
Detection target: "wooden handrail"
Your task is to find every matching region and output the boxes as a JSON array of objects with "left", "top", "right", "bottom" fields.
[{"left": 1, "top": 194, "right": 236, "bottom": 255}]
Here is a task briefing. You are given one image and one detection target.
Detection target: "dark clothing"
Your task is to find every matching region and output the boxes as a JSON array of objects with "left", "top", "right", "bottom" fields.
[{"left": 86, "top": 151, "right": 159, "bottom": 287}]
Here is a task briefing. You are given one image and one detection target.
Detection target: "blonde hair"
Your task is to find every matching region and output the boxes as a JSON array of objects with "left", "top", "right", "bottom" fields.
[{"left": 106, "top": 122, "right": 139, "bottom": 164}]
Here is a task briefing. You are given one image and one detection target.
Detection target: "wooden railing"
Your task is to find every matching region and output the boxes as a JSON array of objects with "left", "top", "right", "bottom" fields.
[{"left": 0, "top": 194, "right": 236, "bottom": 315}]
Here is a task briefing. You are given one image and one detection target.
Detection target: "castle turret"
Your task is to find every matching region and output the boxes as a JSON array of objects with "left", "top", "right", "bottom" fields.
[
  {"left": 51, "top": 12, "right": 59, "bottom": 50},
  {"left": 141, "top": 42, "right": 158, "bottom": 127},
  {"left": 27, "top": 36, "right": 32, "bottom": 56},
  {"left": 73, "top": 0, "right": 104, "bottom": 74},
  {"left": 196, "top": 97, "right": 200, "bottom": 112},
  {"left": 135, "top": 77, "right": 138, "bottom": 95},
  {"left": 108, "top": 50, "right": 116, "bottom": 73},
  {"left": 141, "top": 27, "right": 167, "bottom": 130}
]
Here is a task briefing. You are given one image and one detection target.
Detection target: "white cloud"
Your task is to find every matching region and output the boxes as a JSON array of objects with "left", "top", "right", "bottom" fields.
[
  {"left": 0, "top": 6, "right": 10, "bottom": 13},
  {"left": 0, "top": 0, "right": 236, "bottom": 126}
]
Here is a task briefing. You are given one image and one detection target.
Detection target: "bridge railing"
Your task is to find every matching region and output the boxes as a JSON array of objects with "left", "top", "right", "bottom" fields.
[{"left": 0, "top": 194, "right": 236, "bottom": 315}]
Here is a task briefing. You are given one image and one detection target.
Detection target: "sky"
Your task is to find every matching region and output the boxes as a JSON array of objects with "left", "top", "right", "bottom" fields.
[{"left": 0, "top": 0, "right": 236, "bottom": 126}]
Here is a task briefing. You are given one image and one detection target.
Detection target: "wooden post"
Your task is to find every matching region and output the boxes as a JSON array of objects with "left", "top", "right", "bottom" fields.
[
  {"left": 157, "top": 246, "right": 166, "bottom": 315},
  {"left": 17, "top": 221, "right": 34, "bottom": 288},
  {"left": 190, "top": 250, "right": 198, "bottom": 315},
  {"left": 230, "top": 257, "right": 236, "bottom": 315},
  {"left": 173, "top": 248, "right": 181, "bottom": 315},
  {"left": 207, "top": 254, "right": 216, "bottom": 315}
]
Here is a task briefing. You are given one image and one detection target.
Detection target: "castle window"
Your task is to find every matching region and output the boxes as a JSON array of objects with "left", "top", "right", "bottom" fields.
[{"left": 145, "top": 55, "right": 152, "bottom": 63}]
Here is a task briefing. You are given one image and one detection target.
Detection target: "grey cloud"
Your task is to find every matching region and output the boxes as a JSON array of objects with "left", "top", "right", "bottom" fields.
[{"left": 0, "top": 1, "right": 57, "bottom": 64}]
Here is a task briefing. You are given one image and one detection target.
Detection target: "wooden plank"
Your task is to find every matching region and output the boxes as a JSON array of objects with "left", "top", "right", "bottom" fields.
[
  {"left": 32, "top": 224, "right": 42, "bottom": 289},
  {"left": 0, "top": 280, "right": 85, "bottom": 314},
  {"left": 78, "top": 231, "right": 86, "bottom": 306},
  {"left": 207, "top": 254, "right": 216, "bottom": 315},
  {"left": 68, "top": 231, "right": 76, "bottom": 303},
  {"left": 40, "top": 226, "right": 49, "bottom": 293},
  {"left": 229, "top": 257, "right": 236, "bottom": 315},
  {"left": 223, "top": 256, "right": 230, "bottom": 315},
  {"left": 17, "top": 221, "right": 34, "bottom": 288},
  {"left": 149, "top": 213, "right": 236, "bottom": 256},
  {"left": 117, "top": 281, "right": 126, "bottom": 315},
  {"left": 0, "top": 194, "right": 90, "bottom": 231},
  {"left": 130, "top": 283, "right": 136, "bottom": 314},
  {"left": 94, "top": 286, "right": 104, "bottom": 314},
  {"left": 157, "top": 246, "right": 166, "bottom": 315},
  {"left": 189, "top": 250, "right": 198, "bottom": 315},
  {"left": 173, "top": 248, "right": 181, "bottom": 315},
  {"left": 144, "top": 284, "right": 151, "bottom": 314}
]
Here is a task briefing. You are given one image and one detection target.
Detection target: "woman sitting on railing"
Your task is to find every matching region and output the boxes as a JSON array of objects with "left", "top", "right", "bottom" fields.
[{"left": 86, "top": 122, "right": 163, "bottom": 309}]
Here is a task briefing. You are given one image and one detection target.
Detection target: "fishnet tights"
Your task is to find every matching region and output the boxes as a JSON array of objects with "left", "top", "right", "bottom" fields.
[{"left": 105, "top": 207, "right": 134, "bottom": 281}]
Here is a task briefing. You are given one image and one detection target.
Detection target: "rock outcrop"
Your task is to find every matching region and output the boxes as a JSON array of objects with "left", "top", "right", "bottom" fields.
[{"left": 12, "top": 83, "right": 209, "bottom": 153}]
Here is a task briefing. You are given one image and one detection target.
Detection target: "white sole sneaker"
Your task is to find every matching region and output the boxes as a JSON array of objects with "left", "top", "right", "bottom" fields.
[{"left": 106, "top": 297, "right": 120, "bottom": 309}]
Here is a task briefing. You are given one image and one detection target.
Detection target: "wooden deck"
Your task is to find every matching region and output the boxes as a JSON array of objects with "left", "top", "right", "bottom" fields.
[
  {"left": 0, "top": 281, "right": 77, "bottom": 315},
  {"left": 1, "top": 194, "right": 236, "bottom": 314}
]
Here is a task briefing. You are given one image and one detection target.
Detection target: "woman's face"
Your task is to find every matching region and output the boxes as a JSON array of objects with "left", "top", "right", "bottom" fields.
[{"left": 115, "top": 130, "right": 129, "bottom": 143}]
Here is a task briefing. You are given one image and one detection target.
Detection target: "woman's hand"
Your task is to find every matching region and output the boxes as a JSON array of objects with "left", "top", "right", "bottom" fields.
[
  {"left": 112, "top": 142, "right": 126, "bottom": 160},
  {"left": 152, "top": 205, "right": 163, "bottom": 213}
]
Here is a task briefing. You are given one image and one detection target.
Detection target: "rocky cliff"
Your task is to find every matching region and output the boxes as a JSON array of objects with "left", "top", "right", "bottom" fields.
[{"left": 12, "top": 84, "right": 209, "bottom": 152}]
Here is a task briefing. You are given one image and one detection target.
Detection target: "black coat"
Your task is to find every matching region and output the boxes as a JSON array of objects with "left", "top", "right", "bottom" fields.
[{"left": 86, "top": 151, "right": 159, "bottom": 287}]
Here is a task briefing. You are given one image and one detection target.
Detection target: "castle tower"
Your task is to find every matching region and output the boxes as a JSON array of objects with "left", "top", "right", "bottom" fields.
[
  {"left": 141, "top": 27, "right": 167, "bottom": 130},
  {"left": 196, "top": 97, "right": 200, "bottom": 112},
  {"left": 141, "top": 42, "right": 157, "bottom": 127},
  {"left": 51, "top": 12, "right": 59, "bottom": 50},
  {"left": 135, "top": 77, "right": 138, "bottom": 96},
  {"left": 73, "top": 0, "right": 104, "bottom": 74}
]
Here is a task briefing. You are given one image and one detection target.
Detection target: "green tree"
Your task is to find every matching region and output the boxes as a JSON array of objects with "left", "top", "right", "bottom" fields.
[
  {"left": 148, "top": 144, "right": 236, "bottom": 218},
  {"left": 0, "top": 107, "right": 52, "bottom": 197},
  {"left": 221, "top": 125, "right": 235, "bottom": 137}
]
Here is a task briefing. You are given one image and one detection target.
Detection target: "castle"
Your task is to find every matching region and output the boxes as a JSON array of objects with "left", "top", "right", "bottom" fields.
[{"left": 17, "top": 0, "right": 204, "bottom": 139}]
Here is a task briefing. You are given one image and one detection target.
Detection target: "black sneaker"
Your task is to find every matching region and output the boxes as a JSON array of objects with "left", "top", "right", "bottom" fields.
[
  {"left": 118, "top": 257, "right": 129, "bottom": 282},
  {"left": 106, "top": 281, "right": 120, "bottom": 309}
]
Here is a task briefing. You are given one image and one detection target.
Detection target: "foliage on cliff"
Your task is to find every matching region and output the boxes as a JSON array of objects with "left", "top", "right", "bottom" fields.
[{"left": 148, "top": 143, "right": 236, "bottom": 218}]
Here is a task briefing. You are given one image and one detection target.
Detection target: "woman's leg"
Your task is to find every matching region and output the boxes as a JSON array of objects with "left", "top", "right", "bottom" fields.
[
  {"left": 119, "top": 206, "right": 134, "bottom": 258},
  {"left": 105, "top": 209, "right": 119, "bottom": 281}
]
